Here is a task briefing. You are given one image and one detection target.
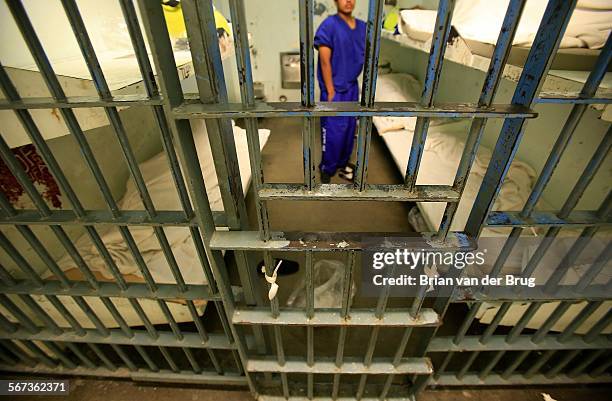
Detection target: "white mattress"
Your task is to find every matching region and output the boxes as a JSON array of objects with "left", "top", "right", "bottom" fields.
[
  {"left": 374, "top": 72, "right": 611, "bottom": 334},
  {"left": 27, "top": 121, "right": 270, "bottom": 328},
  {"left": 399, "top": 0, "right": 612, "bottom": 49},
  {"left": 379, "top": 126, "right": 537, "bottom": 234},
  {"left": 56, "top": 120, "right": 269, "bottom": 287}
]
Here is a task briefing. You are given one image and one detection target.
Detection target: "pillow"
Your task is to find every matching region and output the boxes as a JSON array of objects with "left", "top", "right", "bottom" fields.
[{"left": 373, "top": 73, "right": 421, "bottom": 133}]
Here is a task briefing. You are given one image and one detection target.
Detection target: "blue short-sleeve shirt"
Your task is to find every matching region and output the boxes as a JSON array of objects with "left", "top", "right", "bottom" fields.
[{"left": 314, "top": 14, "right": 366, "bottom": 94}]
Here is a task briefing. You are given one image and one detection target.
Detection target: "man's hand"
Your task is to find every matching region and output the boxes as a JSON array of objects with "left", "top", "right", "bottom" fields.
[{"left": 318, "top": 45, "right": 335, "bottom": 101}]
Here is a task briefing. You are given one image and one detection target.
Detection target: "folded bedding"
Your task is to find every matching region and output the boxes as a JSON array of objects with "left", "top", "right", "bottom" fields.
[{"left": 399, "top": 0, "right": 612, "bottom": 49}]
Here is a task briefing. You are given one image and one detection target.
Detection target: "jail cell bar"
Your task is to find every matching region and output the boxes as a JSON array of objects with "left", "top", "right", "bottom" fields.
[{"left": 0, "top": 0, "right": 609, "bottom": 401}]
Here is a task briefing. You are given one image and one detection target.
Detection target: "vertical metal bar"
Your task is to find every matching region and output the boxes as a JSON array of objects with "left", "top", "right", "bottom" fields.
[
  {"left": 35, "top": 341, "right": 72, "bottom": 368},
  {"left": 110, "top": 344, "right": 137, "bottom": 372},
  {"left": 45, "top": 295, "right": 86, "bottom": 336},
  {"left": 480, "top": 302, "right": 512, "bottom": 344},
  {"left": 135, "top": 345, "right": 159, "bottom": 372},
  {"left": 354, "top": 0, "right": 385, "bottom": 190},
  {"left": 545, "top": 349, "right": 579, "bottom": 378},
  {"left": 589, "top": 353, "right": 612, "bottom": 377},
  {"left": 544, "top": 225, "right": 599, "bottom": 292},
  {"left": 0, "top": 294, "right": 39, "bottom": 333},
  {"left": 180, "top": 1, "right": 265, "bottom": 361},
  {"left": 181, "top": 0, "right": 248, "bottom": 229},
  {"left": 501, "top": 350, "right": 530, "bottom": 379},
  {"left": 358, "top": 262, "right": 396, "bottom": 399},
  {"left": 72, "top": 296, "right": 110, "bottom": 337},
  {"left": 0, "top": 344, "right": 17, "bottom": 365},
  {"left": 156, "top": 300, "right": 183, "bottom": 341},
  {"left": 525, "top": 349, "right": 555, "bottom": 378},
  {"left": 16, "top": 294, "right": 62, "bottom": 334},
  {"left": 332, "top": 251, "right": 356, "bottom": 399},
  {"left": 299, "top": 0, "right": 316, "bottom": 189},
  {"left": 224, "top": 4, "right": 277, "bottom": 379},
  {"left": 479, "top": 350, "right": 505, "bottom": 379},
  {"left": 0, "top": 311, "right": 18, "bottom": 333},
  {"left": 404, "top": 0, "right": 455, "bottom": 190},
  {"left": 558, "top": 301, "right": 603, "bottom": 342},
  {"left": 183, "top": 347, "right": 202, "bottom": 374},
  {"left": 454, "top": 303, "right": 481, "bottom": 344},
  {"left": 568, "top": 349, "right": 605, "bottom": 377},
  {"left": 0, "top": 231, "right": 43, "bottom": 287},
  {"left": 456, "top": 351, "right": 479, "bottom": 379},
  {"left": 465, "top": 0, "right": 578, "bottom": 238},
  {"left": 434, "top": 352, "right": 454, "bottom": 380},
  {"left": 88, "top": 343, "right": 117, "bottom": 371},
  {"left": 64, "top": 342, "right": 95, "bottom": 369},
  {"left": 438, "top": 0, "right": 527, "bottom": 238},
  {"left": 228, "top": 0, "right": 270, "bottom": 240},
  {"left": 128, "top": 298, "right": 159, "bottom": 339},
  {"left": 576, "top": 244, "right": 612, "bottom": 292},
  {"left": 99, "top": 297, "right": 134, "bottom": 338},
  {"left": 583, "top": 310, "right": 611, "bottom": 343},
  {"left": 1, "top": 340, "right": 37, "bottom": 367},
  {"left": 531, "top": 301, "right": 573, "bottom": 343},
  {"left": 20, "top": 340, "right": 57, "bottom": 368},
  {"left": 304, "top": 251, "right": 314, "bottom": 399},
  {"left": 506, "top": 301, "right": 543, "bottom": 343}
]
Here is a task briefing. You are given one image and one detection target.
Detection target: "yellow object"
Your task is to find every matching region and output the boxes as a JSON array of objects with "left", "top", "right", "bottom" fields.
[
  {"left": 162, "top": 1, "right": 231, "bottom": 39},
  {"left": 383, "top": 8, "right": 399, "bottom": 32},
  {"left": 162, "top": 2, "right": 186, "bottom": 39},
  {"left": 214, "top": 9, "right": 231, "bottom": 36}
]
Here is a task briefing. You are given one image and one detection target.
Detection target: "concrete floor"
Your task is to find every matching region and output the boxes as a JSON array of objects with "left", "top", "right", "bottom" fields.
[
  {"left": 4, "top": 376, "right": 612, "bottom": 401},
  {"left": 249, "top": 117, "right": 414, "bottom": 233}
]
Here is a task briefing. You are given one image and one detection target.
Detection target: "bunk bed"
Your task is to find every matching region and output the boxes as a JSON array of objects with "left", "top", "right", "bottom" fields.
[{"left": 373, "top": 72, "right": 611, "bottom": 334}]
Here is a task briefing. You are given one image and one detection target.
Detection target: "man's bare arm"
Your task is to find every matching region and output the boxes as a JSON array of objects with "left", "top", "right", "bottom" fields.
[{"left": 318, "top": 45, "right": 335, "bottom": 100}]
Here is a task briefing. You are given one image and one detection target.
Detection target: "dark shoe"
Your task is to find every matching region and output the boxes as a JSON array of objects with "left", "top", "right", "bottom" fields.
[{"left": 320, "top": 170, "right": 332, "bottom": 184}]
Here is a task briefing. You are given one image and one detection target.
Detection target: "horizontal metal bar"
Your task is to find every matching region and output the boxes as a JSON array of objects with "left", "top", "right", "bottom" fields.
[
  {"left": 232, "top": 308, "right": 439, "bottom": 327},
  {"left": 429, "top": 334, "right": 611, "bottom": 352},
  {"left": 172, "top": 101, "right": 537, "bottom": 119},
  {"left": 0, "top": 209, "right": 227, "bottom": 227},
  {"left": 0, "top": 280, "right": 218, "bottom": 301},
  {"left": 0, "top": 94, "right": 164, "bottom": 109},
  {"left": 259, "top": 184, "right": 459, "bottom": 202},
  {"left": 209, "top": 231, "right": 475, "bottom": 252},
  {"left": 0, "top": 327, "right": 235, "bottom": 349},
  {"left": 247, "top": 357, "right": 432, "bottom": 375},
  {"left": 452, "top": 285, "right": 611, "bottom": 302},
  {"left": 487, "top": 210, "right": 611, "bottom": 227},
  {"left": 0, "top": 364, "right": 247, "bottom": 386},
  {"left": 537, "top": 90, "right": 612, "bottom": 104},
  {"left": 432, "top": 373, "right": 611, "bottom": 385}
]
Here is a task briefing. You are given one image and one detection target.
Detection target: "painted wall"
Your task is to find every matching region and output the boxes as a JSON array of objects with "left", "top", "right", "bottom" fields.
[
  {"left": 380, "top": 38, "right": 611, "bottom": 211},
  {"left": 213, "top": 0, "right": 370, "bottom": 102}
]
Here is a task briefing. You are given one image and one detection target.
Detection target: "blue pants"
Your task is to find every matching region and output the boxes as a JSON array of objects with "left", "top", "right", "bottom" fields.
[{"left": 320, "top": 84, "right": 359, "bottom": 176}]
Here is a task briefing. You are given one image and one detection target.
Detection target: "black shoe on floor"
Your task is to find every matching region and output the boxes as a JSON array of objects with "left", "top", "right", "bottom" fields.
[{"left": 320, "top": 170, "right": 332, "bottom": 184}]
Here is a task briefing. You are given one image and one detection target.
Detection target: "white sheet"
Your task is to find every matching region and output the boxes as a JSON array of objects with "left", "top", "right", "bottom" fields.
[
  {"left": 56, "top": 120, "right": 270, "bottom": 285},
  {"left": 379, "top": 126, "right": 537, "bottom": 234},
  {"left": 400, "top": 0, "right": 612, "bottom": 49}
]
